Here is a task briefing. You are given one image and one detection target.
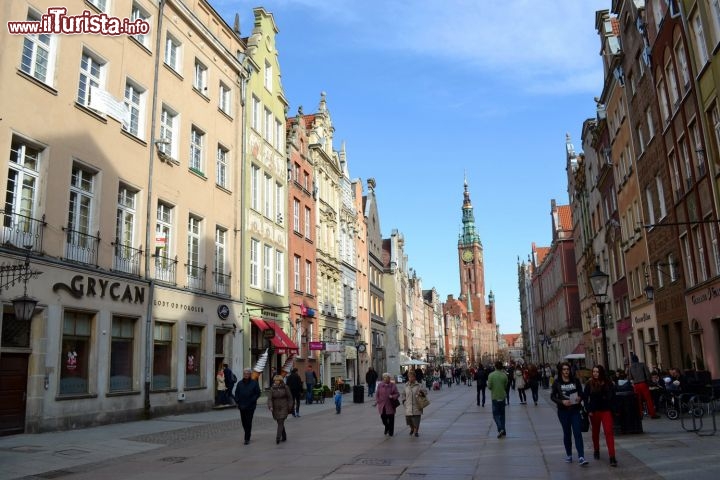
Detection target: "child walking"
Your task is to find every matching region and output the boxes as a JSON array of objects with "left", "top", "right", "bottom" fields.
[{"left": 334, "top": 389, "right": 342, "bottom": 414}]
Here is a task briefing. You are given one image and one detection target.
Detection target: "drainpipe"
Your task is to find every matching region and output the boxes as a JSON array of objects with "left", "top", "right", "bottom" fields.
[{"left": 143, "top": 0, "right": 166, "bottom": 419}]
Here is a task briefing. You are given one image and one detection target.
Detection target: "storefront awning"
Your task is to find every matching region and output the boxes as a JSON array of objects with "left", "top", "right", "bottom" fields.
[{"left": 250, "top": 318, "right": 298, "bottom": 354}]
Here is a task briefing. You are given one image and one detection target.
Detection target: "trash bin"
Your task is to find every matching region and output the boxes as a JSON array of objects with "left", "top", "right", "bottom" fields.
[
  {"left": 353, "top": 385, "right": 364, "bottom": 404},
  {"left": 614, "top": 390, "right": 643, "bottom": 434}
]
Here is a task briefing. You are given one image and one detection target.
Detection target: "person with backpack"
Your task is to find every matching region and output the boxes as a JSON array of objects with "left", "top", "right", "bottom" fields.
[
  {"left": 475, "top": 366, "right": 488, "bottom": 407},
  {"left": 223, "top": 363, "right": 236, "bottom": 405}
]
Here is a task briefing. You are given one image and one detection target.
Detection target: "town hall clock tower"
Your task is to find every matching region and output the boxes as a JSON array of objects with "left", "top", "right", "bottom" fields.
[{"left": 458, "top": 179, "right": 485, "bottom": 318}]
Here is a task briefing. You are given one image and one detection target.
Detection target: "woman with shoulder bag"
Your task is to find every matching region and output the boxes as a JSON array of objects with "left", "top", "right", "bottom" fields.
[
  {"left": 550, "top": 361, "right": 588, "bottom": 466},
  {"left": 375, "top": 372, "right": 400, "bottom": 436},
  {"left": 268, "top": 375, "right": 293, "bottom": 444},
  {"left": 402, "top": 370, "right": 428, "bottom": 437},
  {"left": 583, "top": 365, "right": 617, "bottom": 467}
]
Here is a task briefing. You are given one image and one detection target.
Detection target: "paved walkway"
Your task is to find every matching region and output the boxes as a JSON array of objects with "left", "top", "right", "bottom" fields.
[{"left": 1, "top": 384, "right": 718, "bottom": 479}]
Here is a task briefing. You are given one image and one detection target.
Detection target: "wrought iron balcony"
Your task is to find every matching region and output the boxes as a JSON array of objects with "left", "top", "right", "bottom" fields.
[
  {"left": 1, "top": 210, "right": 46, "bottom": 253},
  {"left": 213, "top": 270, "right": 231, "bottom": 296},
  {"left": 112, "top": 242, "right": 142, "bottom": 276},
  {"left": 63, "top": 227, "right": 100, "bottom": 266},
  {"left": 153, "top": 254, "right": 177, "bottom": 285},
  {"left": 185, "top": 262, "right": 206, "bottom": 292}
]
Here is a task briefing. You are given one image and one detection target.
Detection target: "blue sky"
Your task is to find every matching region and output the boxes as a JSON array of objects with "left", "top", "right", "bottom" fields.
[{"left": 216, "top": 0, "right": 609, "bottom": 333}]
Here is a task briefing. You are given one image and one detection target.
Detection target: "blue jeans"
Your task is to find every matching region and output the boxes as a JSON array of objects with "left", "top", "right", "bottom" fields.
[
  {"left": 491, "top": 399, "right": 506, "bottom": 432},
  {"left": 306, "top": 383, "right": 314, "bottom": 404},
  {"left": 368, "top": 382, "right": 376, "bottom": 397},
  {"left": 557, "top": 408, "right": 585, "bottom": 458}
]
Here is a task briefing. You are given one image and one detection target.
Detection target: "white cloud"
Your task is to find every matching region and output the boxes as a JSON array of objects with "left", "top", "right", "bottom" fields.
[{"left": 243, "top": 0, "right": 608, "bottom": 95}]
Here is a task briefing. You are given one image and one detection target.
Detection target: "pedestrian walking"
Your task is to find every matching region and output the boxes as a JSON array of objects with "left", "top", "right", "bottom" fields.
[
  {"left": 286, "top": 367, "right": 303, "bottom": 417},
  {"left": 628, "top": 353, "right": 660, "bottom": 419},
  {"left": 550, "top": 361, "right": 588, "bottom": 466},
  {"left": 222, "top": 363, "right": 236, "bottom": 405},
  {"left": 583, "top": 365, "right": 617, "bottom": 467},
  {"left": 215, "top": 365, "right": 227, "bottom": 405},
  {"left": 475, "top": 366, "right": 487, "bottom": 406},
  {"left": 334, "top": 389, "right": 342, "bottom": 414},
  {"left": 402, "top": 370, "right": 428, "bottom": 437},
  {"left": 366, "top": 367, "right": 379, "bottom": 397},
  {"left": 233, "top": 368, "right": 261, "bottom": 445},
  {"left": 268, "top": 374, "right": 293, "bottom": 444},
  {"left": 488, "top": 361, "right": 508, "bottom": 438},
  {"left": 514, "top": 365, "right": 527, "bottom": 404},
  {"left": 375, "top": 372, "right": 400, "bottom": 436},
  {"left": 505, "top": 365, "right": 514, "bottom": 405},
  {"left": 527, "top": 363, "right": 540, "bottom": 405},
  {"left": 304, "top": 365, "right": 317, "bottom": 405}
]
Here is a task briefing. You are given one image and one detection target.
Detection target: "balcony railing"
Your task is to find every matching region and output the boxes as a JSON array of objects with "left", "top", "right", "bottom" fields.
[
  {"left": 63, "top": 227, "right": 100, "bottom": 266},
  {"left": 112, "top": 242, "right": 142, "bottom": 276},
  {"left": 1, "top": 210, "right": 46, "bottom": 253},
  {"left": 213, "top": 270, "right": 231, "bottom": 296},
  {"left": 153, "top": 254, "right": 177, "bottom": 285},
  {"left": 186, "top": 262, "right": 206, "bottom": 292}
]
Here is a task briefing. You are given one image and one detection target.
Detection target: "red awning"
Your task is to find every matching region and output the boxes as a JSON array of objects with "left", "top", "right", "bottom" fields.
[
  {"left": 571, "top": 343, "right": 585, "bottom": 355},
  {"left": 250, "top": 318, "right": 298, "bottom": 354}
]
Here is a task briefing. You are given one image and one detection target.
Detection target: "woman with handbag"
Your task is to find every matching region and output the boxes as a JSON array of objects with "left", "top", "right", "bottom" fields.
[
  {"left": 583, "top": 364, "right": 617, "bottom": 467},
  {"left": 402, "top": 370, "right": 429, "bottom": 437},
  {"left": 375, "top": 372, "right": 400, "bottom": 436},
  {"left": 268, "top": 375, "right": 293, "bottom": 444}
]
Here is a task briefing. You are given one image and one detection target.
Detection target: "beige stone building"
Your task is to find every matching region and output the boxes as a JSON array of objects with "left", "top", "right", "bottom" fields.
[{"left": 0, "top": 0, "right": 248, "bottom": 433}]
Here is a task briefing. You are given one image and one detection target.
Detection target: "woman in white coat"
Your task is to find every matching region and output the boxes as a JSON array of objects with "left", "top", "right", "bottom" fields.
[
  {"left": 402, "top": 370, "right": 428, "bottom": 437},
  {"left": 514, "top": 365, "right": 527, "bottom": 404}
]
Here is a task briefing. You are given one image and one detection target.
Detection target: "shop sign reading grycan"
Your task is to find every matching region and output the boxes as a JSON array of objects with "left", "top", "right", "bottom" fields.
[{"left": 53, "top": 274, "right": 145, "bottom": 303}]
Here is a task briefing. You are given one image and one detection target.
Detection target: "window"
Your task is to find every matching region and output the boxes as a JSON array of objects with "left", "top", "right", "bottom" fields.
[
  {"left": 67, "top": 164, "right": 96, "bottom": 263},
  {"left": 131, "top": 3, "right": 151, "bottom": 48},
  {"left": 275, "top": 250, "right": 284, "bottom": 295},
  {"left": 264, "top": 108, "right": 273, "bottom": 144},
  {"left": 695, "top": 226, "right": 708, "bottom": 282},
  {"left": 276, "top": 182, "right": 284, "bottom": 224},
  {"left": 712, "top": 105, "right": 720, "bottom": 165},
  {"left": 123, "top": 79, "right": 146, "bottom": 138},
  {"left": 646, "top": 108, "right": 654, "bottom": 140},
  {"left": 263, "top": 244, "right": 272, "bottom": 291},
  {"left": 628, "top": 71, "right": 636, "bottom": 96},
  {"left": 189, "top": 126, "right": 204, "bottom": 173},
  {"left": 164, "top": 33, "right": 181, "bottom": 72},
  {"left": 110, "top": 316, "right": 135, "bottom": 392},
  {"left": 645, "top": 187, "right": 655, "bottom": 225},
  {"left": 4, "top": 137, "right": 41, "bottom": 247},
  {"left": 668, "top": 253, "right": 678, "bottom": 282},
  {"left": 304, "top": 207, "right": 311, "bottom": 239},
  {"left": 263, "top": 173, "right": 272, "bottom": 218},
  {"left": 250, "top": 164, "right": 260, "bottom": 210},
  {"left": 251, "top": 96, "right": 261, "bottom": 131},
  {"left": 216, "top": 145, "right": 229, "bottom": 188},
  {"left": 264, "top": 60, "right": 273, "bottom": 91},
  {"left": 77, "top": 50, "right": 106, "bottom": 108},
  {"left": 636, "top": 124, "right": 645, "bottom": 154},
  {"left": 691, "top": 122, "right": 705, "bottom": 177},
  {"left": 275, "top": 118, "right": 283, "bottom": 150},
  {"left": 656, "top": 176, "right": 667, "bottom": 219},
  {"left": 665, "top": 61, "right": 679, "bottom": 107},
  {"left": 88, "top": 0, "right": 108, "bottom": 12},
  {"left": 115, "top": 184, "right": 138, "bottom": 273},
  {"left": 187, "top": 215, "right": 202, "bottom": 287},
  {"left": 675, "top": 41, "right": 690, "bottom": 91},
  {"left": 193, "top": 59, "right": 208, "bottom": 93},
  {"left": 682, "top": 234, "right": 695, "bottom": 286},
  {"left": 680, "top": 137, "right": 692, "bottom": 186},
  {"left": 152, "top": 322, "right": 173, "bottom": 390},
  {"left": 20, "top": 9, "right": 57, "bottom": 86},
  {"left": 657, "top": 80, "right": 670, "bottom": 123},
  {"left": 249, "top": 238, "right": 259, "bottom": 287},
  {"left": 186, "top": 325, "right": 203, "bottom": 388},
  {"left": 710, "top": 224, "right": 720, "bottom": 276},
  {"left": 159, "top": 106, "right": 178, "bottom": 158},
  {"left": 656, "top": 261, "right": 665, "bottom": 288},
  {"left": 692, "top": 13, "right": 709, "bottom": 66},
  {"left": 670, "top": 151, "right": 681, "bottom": 198},
  {"left": 60, "top": 311, "right": 92, "bottom": 395},
  {"left": 293, "top": 199, "right": 300, "bottom": 232},
  {"left": 215, "top": 226, "right": 228, "bottom": 292},
  {"left": 305, "top": 260, "right": 312, "bottom": 294},
  {"left": 712, "top": 0, "right": 720, "bottom": 45},
  {"left": 155, "top": 201, "right": 174, "bottom": 281},
  {"left": 293, "top": 255, "right": 301, "bottom": 291},
  {"left": 219, "top": 82, "right": 231, "bottom": 115},
  {"left": 637, "top": 52, "right": 645, "bottom": 77}
]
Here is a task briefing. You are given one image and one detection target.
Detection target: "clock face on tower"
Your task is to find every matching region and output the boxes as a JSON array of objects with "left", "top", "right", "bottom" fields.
[{"left": 462, "top": 249, "right": 474, "bottom": 263}]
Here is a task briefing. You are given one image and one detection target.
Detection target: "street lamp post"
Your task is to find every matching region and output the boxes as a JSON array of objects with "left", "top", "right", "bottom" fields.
[
  {"left": 589, "top": 266, "right": 611, "bottom": 371},
  {"left": 353, "top": 330, "right": 366, "bottom": 403}
]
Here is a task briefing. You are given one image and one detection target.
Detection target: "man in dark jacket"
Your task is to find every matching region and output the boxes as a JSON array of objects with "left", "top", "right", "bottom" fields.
[
  {"left": 366, "top": 367, "right": 379, "bottom": 397},
  {"left": 475, "top": 366, "right": 488, "bottom": 406},
  {"left": 286, "top": 367, "right": 303, "bottom": 417},
  {"left": 234, "top": 368, "right": 261, "bottom": 445},
  {"left": 223, "top": 363, "right": 235, "bottom": 405}
]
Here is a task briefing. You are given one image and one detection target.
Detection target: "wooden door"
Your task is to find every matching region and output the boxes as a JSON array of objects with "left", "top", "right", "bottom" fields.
[{"left": 0, "top": 353, "right": 28, "bottom": 435}]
